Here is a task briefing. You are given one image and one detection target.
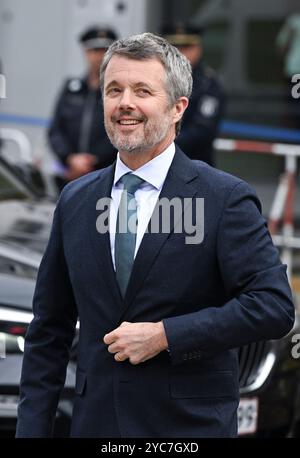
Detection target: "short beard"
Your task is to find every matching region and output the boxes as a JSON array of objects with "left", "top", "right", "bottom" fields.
[
  {"left": 111, "top": 136, "right": 149, "bottom": 155},
  {"left": 105, "top": 112, "right": 172, "bottom": 155},
  {"left": 110, "top": 137, "right": 158, "bottom": 156}
]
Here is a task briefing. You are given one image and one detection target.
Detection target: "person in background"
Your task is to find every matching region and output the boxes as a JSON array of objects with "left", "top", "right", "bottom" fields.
[
  {"left": 48, "top": 26, "right": 118, "bottom": 187},
  {"left": 161, "top": 23, "right": 226, "bottom": 166}
]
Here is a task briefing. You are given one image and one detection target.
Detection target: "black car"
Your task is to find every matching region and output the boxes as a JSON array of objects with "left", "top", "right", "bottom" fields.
[
  {"left": 0, "top": 256, "right": 76, "bottom": 437},
  {"left": 0, "top": 155, "right": 74, "bottom": 436},
  {"left": 0, "top": 156, "right": 55, "bottom": 254},
  {"left": 237, "top": 316, "right": 300, "bottom": 436}
]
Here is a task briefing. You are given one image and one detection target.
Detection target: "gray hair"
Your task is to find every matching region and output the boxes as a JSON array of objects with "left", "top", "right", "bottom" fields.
[{"left": 100, "top": 32, "right": 193, "bottom": 135}]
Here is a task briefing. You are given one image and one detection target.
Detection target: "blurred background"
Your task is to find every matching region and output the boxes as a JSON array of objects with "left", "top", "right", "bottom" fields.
[{"left": 1, "top": 0, "right": 300, "bottom": 438}]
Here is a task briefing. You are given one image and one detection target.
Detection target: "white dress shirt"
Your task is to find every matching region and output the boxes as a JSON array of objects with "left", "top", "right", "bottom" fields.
[{"left": 109, "top": 142, "right": 176, "bottom": 269}]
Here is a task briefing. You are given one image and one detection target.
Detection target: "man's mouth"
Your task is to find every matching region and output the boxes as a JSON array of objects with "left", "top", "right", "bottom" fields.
[{"left": 117, "top": 119, "right": 142, "bottom": 125}]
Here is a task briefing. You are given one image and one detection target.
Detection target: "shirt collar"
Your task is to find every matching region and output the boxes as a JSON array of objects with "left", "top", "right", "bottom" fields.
[{"left": 113, "top": 142, "right": 176, "bottom": 191}]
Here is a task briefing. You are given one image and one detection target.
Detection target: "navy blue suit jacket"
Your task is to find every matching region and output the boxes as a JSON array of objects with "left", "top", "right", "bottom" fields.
[{"left": 16, "top": 147, "right": 294, "bottom": 437}]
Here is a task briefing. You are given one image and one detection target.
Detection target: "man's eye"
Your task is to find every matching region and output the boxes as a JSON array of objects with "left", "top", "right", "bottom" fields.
[
  {"left": 107, "top": 88, "right": 121, "bottom": 95},
  {"left": 137, "top": 89, "right": 151, "bottom": 96}
]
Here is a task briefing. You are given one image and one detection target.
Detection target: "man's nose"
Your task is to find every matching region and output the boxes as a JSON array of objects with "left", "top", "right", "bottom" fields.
[{"left": 119, "top": 89, "right": 135, "bottom": 110}]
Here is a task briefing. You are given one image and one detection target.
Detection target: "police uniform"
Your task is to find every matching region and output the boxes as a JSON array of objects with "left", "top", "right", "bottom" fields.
[
  {"left": 48, "top": 28, "right": 117, "bottom": 175},
  {"left": 162, "top": 24, "right": 226, "bottom": 166}
]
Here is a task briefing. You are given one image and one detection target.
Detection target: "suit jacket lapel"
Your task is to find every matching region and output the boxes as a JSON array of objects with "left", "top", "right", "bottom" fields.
[
  {"left": 86, "top": 163, "right": 123, "bottom": 307},
  {"left": 120, "top": 148, "right": 199, "bottom": 318}
]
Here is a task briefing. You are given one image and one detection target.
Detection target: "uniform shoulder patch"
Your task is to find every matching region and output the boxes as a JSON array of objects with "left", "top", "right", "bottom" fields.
[
  {"left": 67, "top": 78, "right": 82, "bottom": 92},
  {"left": 198, "top": 95, "right": 219, "bottom": 117}
]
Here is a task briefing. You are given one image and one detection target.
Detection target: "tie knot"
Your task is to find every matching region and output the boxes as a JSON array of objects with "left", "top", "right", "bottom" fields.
[{"left": 121, "top": 173, "right": 144, "bottom": 195}]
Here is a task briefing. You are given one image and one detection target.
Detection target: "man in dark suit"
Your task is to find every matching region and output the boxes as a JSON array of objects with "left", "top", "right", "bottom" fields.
[{"left": 16, "top": 33, "right": 294, "bottom": 438}]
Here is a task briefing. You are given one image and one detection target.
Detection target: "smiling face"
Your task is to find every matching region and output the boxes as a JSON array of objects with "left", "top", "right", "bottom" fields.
[{"left": 103, "top": 55, "right": 188, "bottom": 162}]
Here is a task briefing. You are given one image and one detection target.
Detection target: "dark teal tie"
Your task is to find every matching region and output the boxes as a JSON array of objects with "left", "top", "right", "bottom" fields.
[{"left": 115, "top": 173, "right": 144, "bottom": 297}]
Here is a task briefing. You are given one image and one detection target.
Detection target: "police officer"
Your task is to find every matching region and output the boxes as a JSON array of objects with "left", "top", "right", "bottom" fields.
[
  {"left": 48, "top": 27, "right": 118, "bottom": 185},
  {"left": 162, "top": 23, "right": 225, "bottom": 165}
]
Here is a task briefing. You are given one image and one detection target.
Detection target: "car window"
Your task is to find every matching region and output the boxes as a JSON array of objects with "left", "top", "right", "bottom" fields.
[
  {"left": 0, "top": 164, "right": 29, "bottom": 200},
  {"left": 0, "top": 255, "right": 38, "bottom": 280}
]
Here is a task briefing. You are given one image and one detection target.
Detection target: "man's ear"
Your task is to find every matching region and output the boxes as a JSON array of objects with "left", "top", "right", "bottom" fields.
[{"left": 173, "top": 97, "right": 189, "bottom": 124}]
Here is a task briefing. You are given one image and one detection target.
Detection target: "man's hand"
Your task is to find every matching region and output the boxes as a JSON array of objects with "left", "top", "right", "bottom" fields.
[
  {"left": 65, "top": 153, "right": 97, "bottom": 180},
  {"left": 103, "top": 321, "right": 169, "bottom": 365}
]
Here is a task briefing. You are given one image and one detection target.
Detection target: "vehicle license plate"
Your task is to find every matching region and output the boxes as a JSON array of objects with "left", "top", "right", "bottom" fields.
[{"left": 238, "top": 397, "right": 258, "bottom": 435}]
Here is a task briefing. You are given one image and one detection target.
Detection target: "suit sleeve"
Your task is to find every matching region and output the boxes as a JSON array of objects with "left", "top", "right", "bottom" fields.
[
  {"left": 163, "top": 181, "right": 295, "bottom": 365},
  {"left": 16, "top": 194, "right": 78, "bottom": 437}
]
